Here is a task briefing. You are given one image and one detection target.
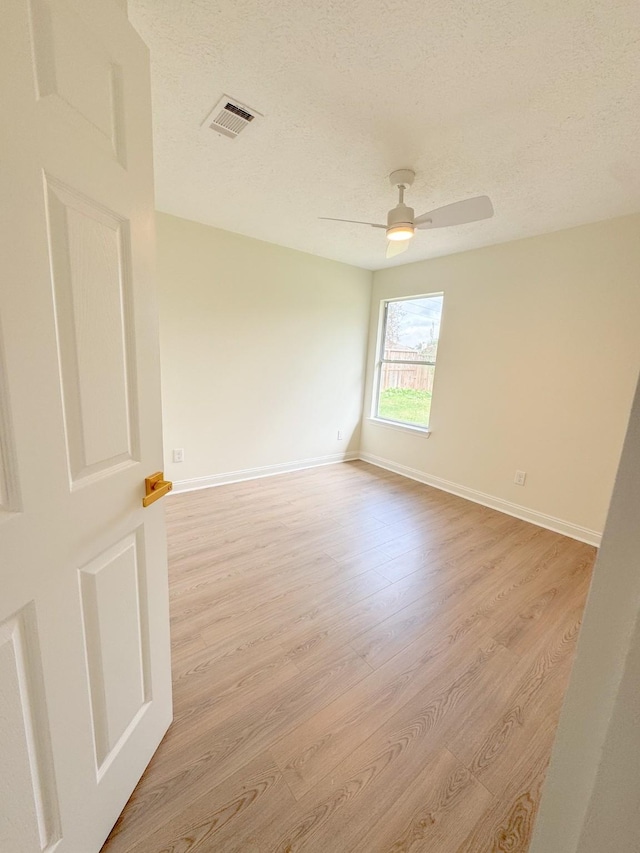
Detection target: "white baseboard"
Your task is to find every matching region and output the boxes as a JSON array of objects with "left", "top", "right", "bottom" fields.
[
  {"left": 170, "top": 448, "right": 602, "bottom": 547},
  {"left": 170, "top": 451, "right": 360, "bottom": 494},
  {"left": 359, "top": 451, "right": 602, "bottom": 547}
]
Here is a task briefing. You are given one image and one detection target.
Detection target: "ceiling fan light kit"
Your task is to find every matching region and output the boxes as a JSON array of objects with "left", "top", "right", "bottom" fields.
[
  {"left": 386, "top": 224, "right": 415, "bottom": 241},
  {"left": 319, "top": 167, "right": 494, "bottom": 260}
]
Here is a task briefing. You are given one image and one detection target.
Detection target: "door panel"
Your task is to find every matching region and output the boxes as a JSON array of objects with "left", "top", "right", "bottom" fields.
[
  {"left": 30, "top": 0, "right": 127, "bottom": 164},
  {"left": 0, "top": 334, "right": 21, "bottom": 518},
  {"left": 45, "top": 177, "right": 139, "bottom": 484},
  {"left": 79, "top": 531, "right": 151, "bottom": 773},
  {"left": 0, "top": 604, "right": 61, "bottom": 852},
  {"left": 0, "top": 0, "right": 172, "bottom": 850}
]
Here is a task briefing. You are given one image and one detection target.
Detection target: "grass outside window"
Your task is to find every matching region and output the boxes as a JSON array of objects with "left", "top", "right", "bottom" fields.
[{"left": 377, "top": 388, "right": 432, "bottom": 427}]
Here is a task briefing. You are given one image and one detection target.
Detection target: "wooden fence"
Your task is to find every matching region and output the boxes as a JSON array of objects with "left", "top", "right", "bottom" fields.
[
  {"left": 381, "top": 361, "right": 435, "bottom": 393},
  {"left": 380, "top": 348, "right": 435, "bottom": 393}
]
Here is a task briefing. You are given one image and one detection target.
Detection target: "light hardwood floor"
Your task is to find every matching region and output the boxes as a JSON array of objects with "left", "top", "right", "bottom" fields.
[{"left": 102, "top": 461, "right": 595, "bottom": 853}]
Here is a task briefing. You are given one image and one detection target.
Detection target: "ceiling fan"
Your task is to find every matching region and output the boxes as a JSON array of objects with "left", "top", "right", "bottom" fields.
[{"left": 320, "top": 169, "right": 494, "bottom": 259}]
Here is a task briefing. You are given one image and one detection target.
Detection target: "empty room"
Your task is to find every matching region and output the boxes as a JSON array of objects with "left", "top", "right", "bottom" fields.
[{"left": 2, "top": 0, "right": 640, "bottom": 852}]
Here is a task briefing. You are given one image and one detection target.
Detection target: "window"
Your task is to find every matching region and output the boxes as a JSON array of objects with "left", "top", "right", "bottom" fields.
[{"left": 373, "top": 293, "right": 444, "bottom": 430}]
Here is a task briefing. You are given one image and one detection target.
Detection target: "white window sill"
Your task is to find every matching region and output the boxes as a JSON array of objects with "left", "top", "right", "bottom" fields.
[{"left": 367, "top": 417, "right": 431, "bottom": 437}]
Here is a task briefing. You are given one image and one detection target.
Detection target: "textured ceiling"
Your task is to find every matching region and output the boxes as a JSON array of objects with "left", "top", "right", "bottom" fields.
[{"left": 129, "top": 0, "right": 640, "bottom": 270}]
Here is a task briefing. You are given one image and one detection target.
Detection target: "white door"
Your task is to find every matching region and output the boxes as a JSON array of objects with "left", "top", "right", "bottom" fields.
[{"left": 0, "top": 1, "right": 172, "bottom": 851}]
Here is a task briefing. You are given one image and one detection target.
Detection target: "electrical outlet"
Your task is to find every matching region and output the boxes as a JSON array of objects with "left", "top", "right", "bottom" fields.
[
  {"left": 514, "top": 470, "right": 527, "bottom": 486},
  {"left": 337, "top": 430, "right": 343, "bottom": 441},
  {"left": 173, "top": 448, "right": 184, "bottom": 463}
]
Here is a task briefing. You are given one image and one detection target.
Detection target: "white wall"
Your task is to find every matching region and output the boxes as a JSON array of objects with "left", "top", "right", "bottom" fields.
[
  {"left": 529, "top": 370, "right": 640, "bottom": 853},
  {"left": 156, "top": 212, "right": 372, "bottom": 488},
  {"left": 360, "top": 214, "right": 640, "bottom": 541}
]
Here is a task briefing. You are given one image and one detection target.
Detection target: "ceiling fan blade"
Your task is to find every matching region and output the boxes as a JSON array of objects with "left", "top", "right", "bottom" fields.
[
  {"left": 319, "top": 217, "right": 386, "bottom": 229},
  {"left": 386, "top": 240, "right": 409, "bottom": 259},
  {"left": 414, "top": 195, "right": 494, "bottom": 229}
]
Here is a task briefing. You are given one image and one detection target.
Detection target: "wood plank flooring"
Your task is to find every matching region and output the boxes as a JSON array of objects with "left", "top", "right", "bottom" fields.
[{"left": 102, "top": 461, "right": 595, "bottom": 853}]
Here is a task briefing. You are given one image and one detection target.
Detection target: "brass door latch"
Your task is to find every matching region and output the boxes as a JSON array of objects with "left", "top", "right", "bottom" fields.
[{"left": 143, "top": 472, "right": 173, "bottom": 507}]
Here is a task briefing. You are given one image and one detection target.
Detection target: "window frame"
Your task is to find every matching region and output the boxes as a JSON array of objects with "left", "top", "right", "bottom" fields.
[{"left": 372, "top": 292, "right": 444, "bottom": 432}]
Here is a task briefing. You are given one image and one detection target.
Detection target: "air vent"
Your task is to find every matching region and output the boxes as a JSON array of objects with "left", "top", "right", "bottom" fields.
[{"left": 203, "top": 96, "right": 263, "bottom": 140}]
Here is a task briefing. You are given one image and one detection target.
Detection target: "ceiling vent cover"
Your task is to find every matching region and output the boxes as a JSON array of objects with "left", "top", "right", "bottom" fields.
[{"left": 204, "top": 96, "right": 263, "bottom": 139}]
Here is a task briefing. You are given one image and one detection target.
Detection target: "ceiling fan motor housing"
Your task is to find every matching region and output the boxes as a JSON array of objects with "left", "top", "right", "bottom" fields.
[{"left": 387, "top": 203, "right": 415, "bottom": 228}]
